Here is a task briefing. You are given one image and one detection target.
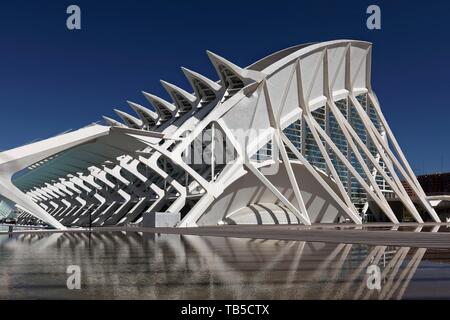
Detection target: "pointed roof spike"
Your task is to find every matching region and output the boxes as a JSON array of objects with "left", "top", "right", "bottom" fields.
[
  {"left": 206, "top": 50, "right": 265, "bottom": 86},
  {"left": 181, "top": 67, "right": 222, "bottom": 92},
  {"left": 181, "top": 67, "right": 222, "bottom": 105},
  {"left": 160, "top": 80, "right": 196, "bottom": 113},
  {"left": 142, "top": 92, "right": 177, "bottom": 121},
  {"left": 206, "top": 50, "right": 244, "bottom": 73},
  {"left": 160, "top": 80, "right": 196, "bottom": 103},
  {"left": 206, "top": 50, "right": 245, "bottom": 85},
  {"left": 127, "top": 101, "right": 159, "bottom": 120},
  {"left": 103, "top": 116, "right": 125, "bottom": 127},
  {"left": 142, "top": 92, "right": 177, "bottom": 113},
  {"left": 127, "top": 100, "right": 159, "bottom": 128},
  {"left": 113, "top": 109, "right": 143, "bottom": 129}
]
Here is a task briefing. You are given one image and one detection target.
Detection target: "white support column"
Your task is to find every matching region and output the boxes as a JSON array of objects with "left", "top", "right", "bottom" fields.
[
  {"left": 363, "top": 93, "right": 440, "bottom": 222},
  {"left": 262, "top": 80, "right": 311, "bottom": 225},
  {"left": 344, "top": 95, "right": 425, "bottom": 222}
]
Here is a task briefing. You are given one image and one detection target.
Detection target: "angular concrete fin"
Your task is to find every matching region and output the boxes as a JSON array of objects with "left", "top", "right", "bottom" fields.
[
  {"left": 126, "top": 101, "right": 159, "bottom": 128},
  {"left": 103, "top": 116, "right": 126, "bottom": 127},
  {"left": 181, "top": 67, "right": 221, "bottom": 104},
  {"left": 113, "top": 109, "right": 143, "bottom": 129},
  {"left": 207, "top": 50, "right": 265, "bottom": 92},
  {"left": 142, "top": 91, "right": 177, "bottom": 121},
  {"left": 160, "top": 80, "right": 196, "bottom": 113}
]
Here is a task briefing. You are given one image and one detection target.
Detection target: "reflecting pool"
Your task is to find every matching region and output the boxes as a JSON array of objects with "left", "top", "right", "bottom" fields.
[{"left": 0, "top": 231, "right": 449, "bottom": 299}]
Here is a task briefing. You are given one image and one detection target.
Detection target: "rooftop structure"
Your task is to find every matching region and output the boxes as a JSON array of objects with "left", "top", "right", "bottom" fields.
[{"left": 0, "top": 40, "right": 439, "bottom": 229}]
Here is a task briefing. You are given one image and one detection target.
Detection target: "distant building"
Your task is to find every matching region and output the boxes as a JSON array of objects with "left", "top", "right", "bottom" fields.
[
  {"left": 417, "top": 173, "right": 450, "bottom": 196},
  {"left": 401, "top": 173, "right": 450, "bottom": 218}
]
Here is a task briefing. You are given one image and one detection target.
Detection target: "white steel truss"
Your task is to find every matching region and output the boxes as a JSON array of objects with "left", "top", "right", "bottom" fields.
[{"left": 0, "top": 40, "right": 439, "bottom": 229}]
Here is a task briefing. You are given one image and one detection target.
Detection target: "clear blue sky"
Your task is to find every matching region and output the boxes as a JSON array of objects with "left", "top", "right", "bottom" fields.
[{"left": 0, "top": 0, "right": 448, "bottom": 174}]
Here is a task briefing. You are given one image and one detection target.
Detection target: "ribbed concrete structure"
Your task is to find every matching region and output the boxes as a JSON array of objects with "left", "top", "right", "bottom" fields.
[{"left": 0, "top": 40, "right": 439, "bottom": 229}]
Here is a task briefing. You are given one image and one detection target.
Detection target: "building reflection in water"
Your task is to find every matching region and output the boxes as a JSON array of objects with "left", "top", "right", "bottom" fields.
[{"left": 0, "top": 226, "right": 449, "bottom": 299}]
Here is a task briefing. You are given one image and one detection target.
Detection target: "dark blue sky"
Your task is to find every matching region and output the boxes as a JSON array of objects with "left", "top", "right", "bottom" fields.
[{"left": 0, "top": 0, "right": 448, "bottom": 174}]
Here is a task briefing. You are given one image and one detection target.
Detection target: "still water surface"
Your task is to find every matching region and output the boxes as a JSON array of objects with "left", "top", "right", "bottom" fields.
[{"left": 0, "top": 231, "right": 449, "bottom": 299}]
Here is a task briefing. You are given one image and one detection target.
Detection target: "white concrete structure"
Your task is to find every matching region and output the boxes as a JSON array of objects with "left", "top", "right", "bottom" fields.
[{"left": 0, "top": 40, "right": 439, "bottom": 229}]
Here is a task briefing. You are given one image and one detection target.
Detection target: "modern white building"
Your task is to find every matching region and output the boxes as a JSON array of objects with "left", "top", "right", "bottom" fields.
[{"left": 0, "top": 40, "right": 440, "bottom": 230}]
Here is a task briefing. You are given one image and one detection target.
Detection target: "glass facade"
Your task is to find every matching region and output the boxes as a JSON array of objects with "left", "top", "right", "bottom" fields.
[
  {"left": 278, "top": 93, "right": 392, "bottom": 213},
  {"left": 329, "top": 100, "right": 349, "bottom": 192},
  {"left": 283, "top": 119, "right": 302, "bottom": 159},
  {"left": 253, "top": 141, "right": 272, "bottom": 161},
  {"left": 349, "top": 96, "right": 368, "bottom": 209},
  {"left": 304, "top": 106, "right": 327, "bottom": 171},
  {"left": 367, "top": 98, "right": 392, "bottom": 194}
]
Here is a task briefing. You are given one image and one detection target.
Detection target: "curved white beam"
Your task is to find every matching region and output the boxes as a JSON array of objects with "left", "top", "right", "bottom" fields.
[
  {"left": 113, "top": 109, "right": 143, "bottom": 129},
  {"left": 181, "top": 67, "right": 221, "bottom": 104},
  {"left": 103, "top": 116, "right": 125, "bottom": 127},
  {"left": 206, "top": 50, "right": 264, "bottom": 85},
  {"left": 0, "top": 124, "right": 111, "bottom": 229},
  {"left": 142, "top": 92, "right": 177, "bottom": 122},
  {"left": 127, "top": 101, "right": 159, "bottom": 128},
  {"left": 160, "top": 80, "right": 197, "bottom": 113}
]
